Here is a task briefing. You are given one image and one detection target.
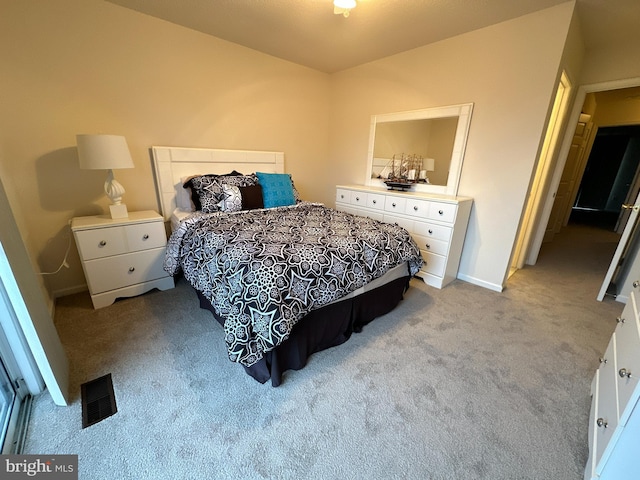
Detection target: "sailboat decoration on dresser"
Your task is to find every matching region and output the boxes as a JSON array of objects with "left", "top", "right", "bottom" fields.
[{"left": 381, "top": 153, "right": 429, "bottom": 191}]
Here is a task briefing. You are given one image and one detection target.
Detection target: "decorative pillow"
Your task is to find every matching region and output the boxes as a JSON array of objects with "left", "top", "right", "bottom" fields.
[
  {"left": 219, "top": 184, "right": 265, "bottom": 212},
  {"left": 291, "top": 179, "right": 301, "bottom": 203},
  {"left": 183, "top": 175, "right": 224, "bottom": 212},
  {"left": 239, "top": 184, "right": 264, "bottom": 210},
  {"left": 256, "top": 172, "right": 296, "bottom": 208},
  {"left": 184, "top": 172, "right": 258, "bottom": 213},
  {"left": 177, "top": 175, "right": 200, "bottom": 211},
  {"left": 219, "top": 185, "right": 243, "bottom": 212}
]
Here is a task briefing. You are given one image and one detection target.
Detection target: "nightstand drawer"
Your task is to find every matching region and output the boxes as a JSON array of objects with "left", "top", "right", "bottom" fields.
[
  {"left": 125, "top": 221, "right": 167, "bottom": 252},
  {"left": 83, "top": 247, "right": 168, "bottom": 294},
  {"left": 75, "top": 227, "right": 127, "bottom": 260}
]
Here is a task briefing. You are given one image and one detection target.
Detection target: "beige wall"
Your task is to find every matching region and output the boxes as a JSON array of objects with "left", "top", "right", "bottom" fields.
[
  {"left": 4, "top": 0, "right": 622, "bottom": 300},
  {"left": 0, "top": 0, "right": 331, "bottom": 300},
  {"left": 581, "top": 43, "right": 640, "bottom": 87},
  {"left": 329, "top": 2, "right": 576, "bottom": 290}
]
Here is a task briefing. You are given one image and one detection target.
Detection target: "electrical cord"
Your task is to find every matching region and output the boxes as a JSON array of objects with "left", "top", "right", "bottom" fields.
[{"left": 39, "top": 223, "right": 72, "bottom": 276}]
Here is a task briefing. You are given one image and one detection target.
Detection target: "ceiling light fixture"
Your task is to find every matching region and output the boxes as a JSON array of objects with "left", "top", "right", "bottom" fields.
[{"left": 334, "top": 0, "right": 356, "bottom": 17}]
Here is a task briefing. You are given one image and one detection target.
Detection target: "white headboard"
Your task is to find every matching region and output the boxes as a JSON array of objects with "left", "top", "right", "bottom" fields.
[{"left": 151, "top": 146, "right": 285, "bottom": 221}]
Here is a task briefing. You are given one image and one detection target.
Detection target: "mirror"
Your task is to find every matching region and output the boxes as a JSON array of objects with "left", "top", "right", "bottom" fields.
[{"left": 366, "top": 103, "right": 473, "bottom": 196}]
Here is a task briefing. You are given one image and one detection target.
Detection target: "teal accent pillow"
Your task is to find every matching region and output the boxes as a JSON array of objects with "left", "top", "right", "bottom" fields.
[{"left": 256, "top": 172, "right": 296, "bottom": 208}]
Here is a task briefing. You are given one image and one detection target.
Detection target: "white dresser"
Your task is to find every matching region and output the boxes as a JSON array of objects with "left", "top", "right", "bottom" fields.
[
  {"left": 585, "top": 282, "right": 640, "bottom": 479},
  {"left": 71, "top": 210, "right": 174, "bottom": 309},
  {"left": 335, "top": 185, "right": 472, "bottom": 289}
]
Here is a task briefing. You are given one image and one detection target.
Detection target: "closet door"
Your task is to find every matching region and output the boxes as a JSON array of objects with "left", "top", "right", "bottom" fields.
[
  {"left": 0, "top": 294, "right": 29, "bottom": 453},
  {"left": 0, "top": 359, "right": 15, "bottom": 451},
  {"left": 597, "top": 190, "right": 640, "bottom": 301}
]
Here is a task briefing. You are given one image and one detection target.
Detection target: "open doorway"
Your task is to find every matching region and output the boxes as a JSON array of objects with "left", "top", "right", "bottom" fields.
[
  {"left": 570, "top": 125, "right": 640, "bottom": 231},
  {"left": 518, "top": 79, "right": 640, "bottom": 300},
  {"left": 510, "top": 72, "right": 571, "bottom": 275}
]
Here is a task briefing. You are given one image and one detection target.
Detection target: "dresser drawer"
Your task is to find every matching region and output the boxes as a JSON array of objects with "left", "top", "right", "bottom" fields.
[
  {"left": 412, "top": 234, "right": 449, "bottom": 256},
  {"left": 83, "top": 247, "right": 168, "bottom": 294},
  {"left": 75, "top": 227, "right": 127, "bottom": 261},
  {"left": 336, "top": 188, "right": 352, "bottom": 204},
  {"left": 350, "top": 191, "right": 367, "bottom": 208},
  {"left": 366, "top": 192, "right": 386, "bottom": 211},
  {"left": 337, "top": 204, "right": 357, "bottom": 215},
  {"left": 413, "top": 221, "right": 452, "bottom": 243},
  {"left": 614, "top": 295, "right": 640, "bottom": 425},
  {"left": 428, "top": 202, "right": 457, "bottom": 223},
  {"left": 593, "top": 334, "right": 619, "bottom": 471},
  {"left": 384, "top": 196, "right": 407, "bottom": 214},
  {"left": 364, "top": 211, "right": 384, "bottom": 221},
  {"left": 404, "top": 198, "right": 430, "bottom": 219},
  {"left": 421, "top": 251, "right": 446, "bottom": 277},
  {"left": 383, "top": 214, "right": 413, "bottom": 232},
  {"left": 125, "top": 221, "right": 167, "bottom": 252}
]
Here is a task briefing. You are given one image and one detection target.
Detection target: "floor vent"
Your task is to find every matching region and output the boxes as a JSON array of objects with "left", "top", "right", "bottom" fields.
[{"left": 81, "top": 373, "right": 117, "bottom": 428}]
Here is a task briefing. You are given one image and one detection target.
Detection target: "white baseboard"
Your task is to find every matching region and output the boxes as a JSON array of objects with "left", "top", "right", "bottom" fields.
[
  {"left": 456, "top": 273, "right": 504, "bottom": 292},
  {"left": 52, "top": 284, "right": 88, "bottom": 299}
]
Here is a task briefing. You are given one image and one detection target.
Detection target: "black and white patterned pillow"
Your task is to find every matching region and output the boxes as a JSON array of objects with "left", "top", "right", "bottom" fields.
[
  {"left": 185, "top": 173, "right": 258, "bottom": 213},
  {"left": 219, "top": 184, "right": 243, "bottom": 212}
]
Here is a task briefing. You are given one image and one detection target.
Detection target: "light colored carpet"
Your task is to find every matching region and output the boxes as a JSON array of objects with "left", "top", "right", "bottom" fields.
[{"left": 24, "top": 223, "right": 624, "bottom": 480}]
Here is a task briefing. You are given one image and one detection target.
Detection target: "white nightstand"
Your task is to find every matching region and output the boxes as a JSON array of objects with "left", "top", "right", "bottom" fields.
[{"left": 71, "top": 210, "right": 174, "bottom": 309}]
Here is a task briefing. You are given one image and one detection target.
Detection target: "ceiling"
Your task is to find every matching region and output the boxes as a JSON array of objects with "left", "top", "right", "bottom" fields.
[{"left": 107, "top": 0, "right": 640, "bottom": 73}]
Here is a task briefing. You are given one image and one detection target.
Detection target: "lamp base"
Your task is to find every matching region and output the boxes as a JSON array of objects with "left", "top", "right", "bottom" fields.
[{"left": 109, "top": 204, "right": 129, "bottom": 219}]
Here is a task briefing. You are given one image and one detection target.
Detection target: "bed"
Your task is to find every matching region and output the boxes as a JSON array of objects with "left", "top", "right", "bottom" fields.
[{"left": 152, "top": 146, "right": 423, "bottom": 386}]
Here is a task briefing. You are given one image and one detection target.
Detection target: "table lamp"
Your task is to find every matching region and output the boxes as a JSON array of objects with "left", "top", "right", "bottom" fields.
[
  {"left": 420, "top": 158, "right": 436, "bottom": 183},
  {"left": 77, "top": 134, "right": 134, "bottom": 219}
]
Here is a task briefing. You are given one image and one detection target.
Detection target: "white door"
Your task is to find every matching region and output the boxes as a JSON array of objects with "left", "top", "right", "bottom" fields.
[
  {"left": 545, "top": 114, "right": 592, "bottom": 242},
  {"left": 597, "top": 194, "right": 640, "bottom": 301}
]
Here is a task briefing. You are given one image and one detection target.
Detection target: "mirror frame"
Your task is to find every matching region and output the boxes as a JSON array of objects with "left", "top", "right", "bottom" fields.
[{"left": 365, "top": 103, "right": 474, "bottom": 196}]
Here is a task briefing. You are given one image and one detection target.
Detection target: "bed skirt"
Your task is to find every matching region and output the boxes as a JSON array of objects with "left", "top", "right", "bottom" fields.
[{"left": 196, "top": 275, "right": 411, "bottom": 386}]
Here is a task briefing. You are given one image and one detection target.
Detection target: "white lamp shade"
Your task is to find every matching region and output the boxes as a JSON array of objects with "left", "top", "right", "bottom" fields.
[
  {"left": 334, "top": 0, "right": 356, "bottom": 8},
  {"left": 76, "top": 134, "right": 134, "bottom": 170}
]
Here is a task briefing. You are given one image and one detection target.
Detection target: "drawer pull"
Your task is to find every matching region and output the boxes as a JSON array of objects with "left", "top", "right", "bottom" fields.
[
  {"left": 372, "top": 200, "right": 377, "bottom": 204},
  {"left": 617, "top": 317, "right": 625, "bottom": 324},
  {"left": 355, "top": 197, "right": 360, "bottom": 201},
  {"left": 619, "top": 368, "right": 632, "bottom": 379},
  {"left": 634, "top": 280, "right": 639, "bottom": 288},
  {"left": 438, "top": 209, "right": 444, "bottom": 215},
  {"left": 426, "top": 244, "right": 431, "bottom": 250},
  {"left": 597, "top": 418, "right": 608, "bottom": 428},
  {"left": 99, "top": 240, "right": 107, "bottom": 247},
  {"left": 143, "top": 234, "right": 149, "bottom": 240},
  {"left": 128, "top": 267, "right": 135, "bottom": 273},
  {"left": 392, "top": 202, "right": 396, "bottom": 207},
  {"left": 428, "top": 229, "right": 433, "bottom": 234},
  {"left": 599, "top": 357, "right": 607, "bottom": 364},
  {"left": 413, "top": 206, "right": 418, "bottom": 211},
  {"left": 341, "top": 194, "right": 344, "bottom": 199}
]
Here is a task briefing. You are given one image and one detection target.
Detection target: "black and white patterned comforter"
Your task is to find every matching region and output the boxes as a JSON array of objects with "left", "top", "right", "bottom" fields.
[{"left": 164, "top": 203, "right": 423, "bottom": 367}]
